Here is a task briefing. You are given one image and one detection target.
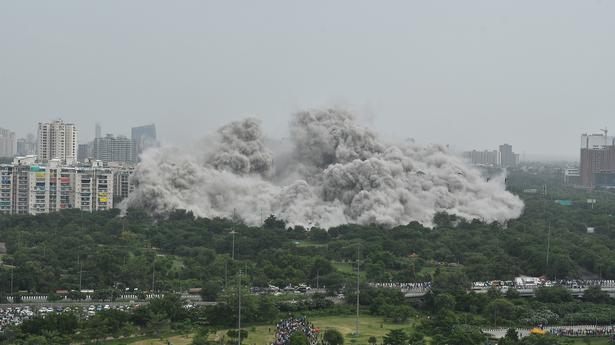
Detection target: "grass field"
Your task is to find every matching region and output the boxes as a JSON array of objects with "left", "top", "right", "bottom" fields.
[
  {"left": 109, "top": 315, "right": 412, "bottom": 345},
  {"left": 109, "top": 316, "right": 613, "bottom": 345},
  {"left": 207, "top": 315, "right": 412, "bottom": 345}
]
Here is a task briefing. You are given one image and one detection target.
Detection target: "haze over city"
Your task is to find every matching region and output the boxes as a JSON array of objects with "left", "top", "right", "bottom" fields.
[{"left": 2, "top": 1, "right": 615, "bottom": 160}]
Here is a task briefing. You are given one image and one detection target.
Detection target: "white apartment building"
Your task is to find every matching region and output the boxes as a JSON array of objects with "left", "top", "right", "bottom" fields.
[{"left": 37, "top": 120, "right": 78, "bottom": 164}]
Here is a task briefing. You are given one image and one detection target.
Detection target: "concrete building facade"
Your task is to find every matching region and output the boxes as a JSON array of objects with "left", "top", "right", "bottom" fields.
[
  {"left": 37, "top": 120, "right": 78, "bottom": 164},
  {"left": 0, "top": 158, "right": 114, "bottom": 215},
  {"left": 92, "top": 134, "right": 137, "bottom": 165}
]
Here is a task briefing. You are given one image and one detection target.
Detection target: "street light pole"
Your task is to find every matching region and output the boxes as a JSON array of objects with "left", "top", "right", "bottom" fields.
[
  {"left": 152, "top": 256, "right": 156, "bottom": 292},
  {"left": 355, "top": 246, "right": 360, "bottom": 336},
  {"left": 238, "top": 269, "right": 242, "bottom": 345},
  {"left": 230, "top": 229, "right": 237, "bottom": 260}
]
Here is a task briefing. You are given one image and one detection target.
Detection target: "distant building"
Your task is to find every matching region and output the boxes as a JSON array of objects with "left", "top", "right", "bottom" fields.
[
  {"left": 95, "top": 123, "right": 102, "bottom": 139},
  {"left": 131, "top": 124, "right": 157, "bottom": 156},
  {"left": 462, "top": 150, "right": 499, "bottom": 166},
  {"left": 463, "top": 144, "right": 519, "bottom": 167},
  {"left": 0, "top": 127, "right": 16, "bottom": 157},
  {"left": 564, "top": 168, "right": 581, "bottom": 185},
  {"left": 92, "top": 134, "right": 137, "bottom": 165},
  {"left": 77, "top": 143, "right": 92, "bottom": 162},
  {"left": 16, "top": 134, "right": 37, "bottom": 156},
  {"left": 579, "top": 132, "right": 615, "bottom": 188},
  {"left": 37, "top": 119, "right": 78, "bottom": 164},
  {"left": 499, "top": 144, "right": 519, "bottom": 168}
]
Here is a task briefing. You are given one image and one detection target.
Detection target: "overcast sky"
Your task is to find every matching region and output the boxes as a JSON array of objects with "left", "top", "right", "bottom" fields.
[{"left": 1, "top": 1, "right": 614, "bottom": 160}]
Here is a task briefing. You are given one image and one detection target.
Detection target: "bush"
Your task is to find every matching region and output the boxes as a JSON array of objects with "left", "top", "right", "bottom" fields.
[
  {"left": 535, "top": 287, "right": 572, "bottom": 303},
  {"left": 324, "top": 329, "right": 344, "bottom": 345}
]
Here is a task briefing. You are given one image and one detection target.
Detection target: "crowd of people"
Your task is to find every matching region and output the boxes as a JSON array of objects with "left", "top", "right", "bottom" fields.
[
  {"left": 549, "top": 326, "right": 615, "bottom": 337},
  {"left": 370, "top": 279, "right": 615, "bottom": 292},
  {"left": 271, "top": 317, "right": 318, "bottom": 345},
  {"left": 555, "top": 279, "right": 615, "bottom": 289},
  {"left": 0, "top": 306, "right": 33, "bottom": 332}
]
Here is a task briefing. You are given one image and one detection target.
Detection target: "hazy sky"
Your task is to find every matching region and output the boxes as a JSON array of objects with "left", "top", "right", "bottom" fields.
[{"left": 1, "top": 1, "right": 614, "bottom": 159}]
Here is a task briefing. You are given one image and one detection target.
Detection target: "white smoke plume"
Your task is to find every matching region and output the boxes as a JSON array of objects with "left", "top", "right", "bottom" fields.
[{"left": 122, "top": 108, "right": 524, "bottom": 228}]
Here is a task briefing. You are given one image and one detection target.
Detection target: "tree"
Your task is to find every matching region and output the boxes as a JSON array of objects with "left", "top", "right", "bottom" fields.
[
  {"left": 324, "top": 329, "right": 344, "bottom": 345},
  {"left": 382, "top": 304, "right": 413, "bottom": 323},
  {"left": 535, "top": 287, "right": 572, "bottom": 303},
  {"left": 445, "top": 326, "right": 485, "bottom": 345},
  {"left": 147, "top": 294, "right": 189, "bottom": 322},
  {"left": 433, "top": 293, "right": 456, "bottom": 313},
  {"left": 432, "top": 271, "right": 469, "bottom": 293},
  {"left": 201, "top": 280, "right": 223, "bottom": 301},
  {"left": 368, "top": 336, "right": 378, "bottom": 345},
  {"left": 227, "top": 329, "right": 249, "bottom": 343},
  {"left": 290, "top": 331, "right": 310, "bottom": 345},
  {"left": 583, "top": 285, "right": 610, "bottom": 304},
  {"left": 146, "top": 313, "right": 171, "bottom": 338},
  {"left": 485, "top": 299, "right": 515, "bottom": 325},
  {"left": 383, "top": 329, "right": 409, "bottom": 345},
  {"left": 499, "top": 328, "right": 520, "bottom": 345}
]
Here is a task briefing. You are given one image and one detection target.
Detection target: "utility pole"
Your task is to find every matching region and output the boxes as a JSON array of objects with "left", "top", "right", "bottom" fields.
[
  {"left": 225, "top": 260, "right": 228, "bottom": 290},
  {"left": 230, "top": 229, "right": 237, "bottom": 260},
  {"left": 546, "top": 222, "right": 551, "bottom": 274},
  {"left": 79, "top": 261, "right": 83, "bottom": 292},
  {"left": 238, "top": 269, "right": 242, "bottom": 345},
  {"left": 152, "top": 256, "right": 156, "bottom": 292},
  {"left": 10, "top": 267, "right": 14, "bottom": 296},
  {"left": 355, "top": 246, "right": 360, "bottom": 336},
  {"left": 316, "top": 269, "right": 320, "bottom": 290}
]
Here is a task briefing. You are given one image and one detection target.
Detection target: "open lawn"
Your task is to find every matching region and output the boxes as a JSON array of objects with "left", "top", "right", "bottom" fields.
[
  {"left": 117, "top": 314, "right": 413, "bottom": 345},
  {"left": 212, "top": 315, "right": 414, "bottom": 345},
  {"left": 311, "top": 315, "right": 414, "bottom": 345},
  {"left": 115, "top": 317, "right": 613, "bottom": 345}
]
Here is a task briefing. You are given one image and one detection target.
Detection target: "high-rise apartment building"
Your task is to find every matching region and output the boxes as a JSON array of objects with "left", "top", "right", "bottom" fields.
[
  {"left": 0, "top": 127, "right": 16, "bottom": 157},
  {"left": 131, "top": 124, "right": 157, "bottom": 156},
  {"left": 37, "top": 120, "right": 78, "bottom": 164},
  {"left": 0, "top": 158, "right": 114, "bottom": 214},
  {"left": 92, "top": 134, "right": 137, "bottom": 165},
  {"left": 499, "top": 144, "right": 519, "bottom": 168},
  {"left": 580, "top": 133, "right": 615, "bottom": 187}
]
